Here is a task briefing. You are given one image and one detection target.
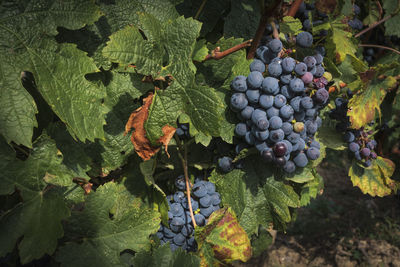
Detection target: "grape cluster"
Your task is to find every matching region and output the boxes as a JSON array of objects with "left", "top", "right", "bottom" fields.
[
  {"left": 348, "top": 4, "right": 363, "bottom": 30},
  {"left": 176, "top": 123, "right": 190, "bottom": 140},
  {"left": 156, "top": 176, "right": 221, "bottom": 251},
  {"left": 296, "top": 2, "right": 329, "bottom": 37},
  {"left": 329, "top": 94, "right": 378, "bottom": 167},
  {"left": 229, "top": 38, "right": 329, "bottom": 173}
]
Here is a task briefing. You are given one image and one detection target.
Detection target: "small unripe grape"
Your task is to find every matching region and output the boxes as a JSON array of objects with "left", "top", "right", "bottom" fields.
[{"left": 293, "top": 122, "right": 304, "bottom": 133}]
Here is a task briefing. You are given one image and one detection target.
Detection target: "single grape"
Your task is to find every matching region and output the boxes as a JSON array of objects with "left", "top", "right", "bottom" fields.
[
  {"left": 290, "top": 96, "right": 302, "bottom": 112},
  {"left": 287, "top": 132, "right": 300, "bottom": 143},
  {"left": 246, "top": 89, "right": 260, "bottom": 104},
  {"left": 194, "top": 213, "right": 206, "bottom": 226},
  {"left": 282, "top": 57, "right": 296, "bottom": 73},
  {"left": 274, "top": 94, "right": 287, "bottom": 108},
  {"left": 353, "top": 4, "right": 361, "bottom": 15},
  {"left": 343, "top": 131, "right": 355, "bottom": 143},
  {"left": 269, "top": 129, "right": 285, "bottom": 143},
  {"left": 163, "top": 227, "right": 175, "bottom": 238},
  {"left": 200, "top": 206, "right": 214, "bottom": 217},
  {"left": 181, "top": 224, "right": 193, "bottom": 237},
  {"left": 257, "top": 118, "right": 269, "bottom": 130},
  {"left": 268, "top": 39, "right": 283, "bottom": 53},
  {"left": 235, "top": 123, "right": 247, "bottom": 137},
  {"left": 314, "top": 88, "right": 329, "bottom": 104},
  {"left": 261, "top": 148, "right": 274, "bottom": 162},
  {"left": 301, "top": 72, "right": 314, "bottom": 84},
  {"left": 199, "top": 194, "right": 212, "bottom": 207},
  {"left": 314, "top": 54, "right": 323, "bottom": 64},
  {"left": 262, "top": 77, "right": 280, "bottom": 95},
  {"left": 306, "top": 147, "right": 320, "bottom": 160},
  {"left": 268, "top": 62, "right": 283, "bottom": 77},
  {"left": 230, "top": 93, "right": 248, "bottom": 111},
  {"left": 289, "top": 78, "right": 305, "bottom": 93},
  {"left": 204, "top": 182, "right": 215, "bottom": 194},
  {"left": 255, "top": 140, "right": 268, "bottom": 152},
  {"left": 310, "top": 140, "right": 320, "bottom": 149},
  {"left": 348, "top": 18, "right": 363, "bottom": 30},
  {"left": 349, "top": 142, "right": 360, "bottom": 152},
  {"left": 247, "top": 71, "right": 263, "bottom": 89},
  {"left": 269, "top": 116, "right": 283, "bottom": 129},
  {"left": 303, "top": 56, "right": 317, "bottom": 69},
  {"left": 295, "top": 62, "right": 308, "bottom": 76},
  {"left": 273, "top": 142, "right": 287, "bottom": 157},
  {"left": 254, "top": 129, "right": 269, "bottom": 141},
  {"left": 301, "top": 97, "right": 313, "bottom": 109},
  {"left": 280, "top": 75, "right": 293, "bottom": 85},
  {"left": 175, "top": 175, "right": 186, "bottom": 190},
  {"left": 296, "top": 31, "right": 313, "bottom": 48},
  {"left": 170, "top": 203, "right": 184, "bottom": 217},
  {"left": 210, "top": 192, "right": 221, "bottom": 205},
  {"left": 283, "top": 160, "right": 296, "bottom": 173},
  {"left": 240, "top": 106, "right": 254, "bottom": 120},
  {"left": 360, "top": 147, "right": 371, "bottom": 158},
  {"left": 305, "top": 121, "right": 318, "bottom": 135},
  {"left": 251, "top": 109, "right": 267, "bottom": 124},
  {"left": 266, "top": 106, "right": 280, "bottom": 118},
  {"left": 230, "top": 75, "right": 247, "bottom": 92},
  {"left": 293, "top": 152, "right": 309, "bottom": 167},
  {"left": 294, "top": 111, "right": 305, "bottom": 121},
  {"left": 293, "top": 122, "right": 304, "bottom": 133},
  {"left": 280, "top": 105, "right": 294, "bottom": 119},
  {"left": 305, "top": 108, "right": 317, "bottom": 118},
  {"left": 259, "top": 94, "right": 274, "bottom": 109},
  {"left": 245, "top": 131, "right": 256, "bottom": 145},
  {"left": 256, "top": 46, "right": 268, "bottom": 61},
  {"left": 314, "top": 65, "right": 325, "bottom": 78},
  {"left": 274, "top": 156, "right": 286, "bottom": 166},
  {"left": 250, "top": 59, "right": 266, "bottom": 73},
  {"left": 282, "top": 122, "right": 293, "bottom": 135},
  {"left": 173, "top": 191, "right": 185, "bottom": 203}
]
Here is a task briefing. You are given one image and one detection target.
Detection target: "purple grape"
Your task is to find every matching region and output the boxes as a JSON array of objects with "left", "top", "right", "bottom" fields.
[
  {"left": 360, "top": 147, "right": 371, "bottom": 158},
  {"left": 349, "top": 142, "right": 360, "bottom": 152},
  {"left": 301, "top": 72, "right": 313, "bottom": 84}
]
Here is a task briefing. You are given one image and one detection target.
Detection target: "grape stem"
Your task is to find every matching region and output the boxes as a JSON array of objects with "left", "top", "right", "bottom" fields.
[
  {"left": 247, "top": 0, "right": 283, "bottom": 59},
  {"left": 270, "top": 20, "right": 280, "bottom": 40},
  {"left": 204, "top": 39, "right": 252, "bottom": 61},
  {"left": 354, "top": 15, "right": 392, "bottom": 38},
  {"left": 358, "top": 44, "right": 400, "bottom": 55},
  {"left": 174, "top": 134, "right": 197, "bottom": 228},
  {"left": 194, "top": 0, "right": 207, "bottom": 20},
  {"left": 286, "top": 0, "right": 303, "bottom": 17}
]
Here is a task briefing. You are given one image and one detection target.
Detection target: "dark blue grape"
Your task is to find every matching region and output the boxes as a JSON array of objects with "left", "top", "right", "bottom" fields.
[
  {"left": 295, "top": 62, "right": 308, "bottom": 76},
  {"left": 355, "top": 151, "right": 362, "bottom": 160},
  {"left": 293, "top": 152, "right": 308, "bottom": 167},
  {"left": 251, "top": 109, "right": 267, "bottom": 124},
  {"left": 303, "top": 56, "right": 317, "bottom": 69},
  {"left": 289, "top": 78, "right": 305, "bottom": 93},
  {"left": 245, "top": 131, "right": 256, "bottom": 145},
  {"left": 282, "top": 57, "right": 296, "bottom": 73},
  {"left": 175, "top": 175, "right": 186, "bottom": 190},
  {"left": 269, "top": 129, "right": 285, "bottom": 143},
  {"left": 269, "top": 116, "right": 283, "bottom": 129},
  {"left": 290, "top": 96, "right": 302, "bottom": 112},
  {"left": 274, "top": 94, "right": 287, "bottom": 108},
  {"left": 255, "top": 140, "right": 268, "bottom": 152},
  {"left": 170, "top": 203, "right": 184, "bottom": 217},
  {"left": 314, "top": 54, "right": 323, "bottom": 64},
  {"left": 199, "top": 194, "right": 212, "bottom": 207},
  {"left": 262, "top": 77, "right": 280, "bottom": 94},
  {"left": 364, "top": 160, "right": 372, "bottom": 167},
  {"left": 268, "top": 62, "right": 283, "bottom": 77},
  {"left": 343, "top": 131, "right": 355, "bottom": 143},
  {"left": 349, "top": 142, "right": 360, "bottom": 152},
  {"left": 314, "top": 65, "right": 325, "bottom": 78},
  {"left": 204, "top": 182, "right": 215, "bottom": 194},
  {"left": 280, "top": 75, "right": 293, "bottom": 85},
  {"left": 250, "top": 59, "right": 266, "bottom": 73},
  {"left": 218, "top": 156, "right": 233, "bottom": 173},
  {"left": 174, "top": 191, "right": 185, "bottom": 203},
  {"left": 306, "top": 147, "right": 320, "bottom": 160},
  {"left": 268, "top": 39, "right": 283, "bottom": 53},
  {"left": 267, "top": 107, "right": 280, "bottom": 118},
  {"left": 280, "top": 105, "right": 294, "bottom": 119},
  {"left": 287, "top": 132, "right": 300, "bottom": 143},
  {"left": 310, "top": 140, "right": 320, "bottom": 149},
  {"left": 283, "top": 160, "right": 296, "bottom": 173},
  {"left": 259, "top": 94, "right": 274, "bottom": 109},
  {"left": 282, "top": 122, "right": 293, "bottom": 135},
  {"left": 200, "top": 206, "right": 214, "bottom": 217},
  {"left": 254, "top": 129, "right": 269, "bottom": 141},
  {"left": 314, "top": 88, "right": 329, "bottom": 103},
  {"left": 261, "top": 148, "right": 274, "bottom": 162},
  {"left": 348, "top": 18, "right": 363, "bottom": 30},
  {"left": 194, "top": 213, "right": 205, "bottom": 226},
  {"left": 240, "top": 106, "right": 254, "bottom": 120},
  {"left": 246, "top": 89, "right": 260, "bottom": 104},
  {"left": 230, "top": 75, "right": 247, "bottom": 92},
  {"left": 247, "top": 71, "right": 263, "bottom": 88},
  {"left": 230, "top": 93, "right": 248, "bottom": 111},
  {"left": 296, "top": 31, "right": 313, "bottom": 48},
  {"left": 235, "top": 123, "right": 247, "bottom": 137},
  {"left": 301, "top": 97, "right": 313, "bottom": 109}
]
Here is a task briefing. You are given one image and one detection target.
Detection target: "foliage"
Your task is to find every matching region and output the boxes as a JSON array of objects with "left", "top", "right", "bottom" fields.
[{"left": 0, "top": 0, "right": 399, "bottom": 265}]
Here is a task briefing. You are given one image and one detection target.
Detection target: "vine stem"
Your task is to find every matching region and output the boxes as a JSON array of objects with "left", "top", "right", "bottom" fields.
[
  {"left": 204, "top": 40, "right": 252, "bottom": 61},
  {"left": 286, "top": 0, "right": 303, "bottom": 17},
  {"left": 354, "top": 15, "right": 392, "bottom": 38},
  {"left": 194, "top": 0, "right": 207, "bottom": 20},
  {"left": 174, "top": 134, "right": 197, "bottom": 228},
  {"left": 358, "top": 44, "right": 400, "bottom": 55},
  {"left": 247, "top": 0, "right": 282, "bottom": 59},
  {"left": 270, "top": 21, "right": 280, "bottom": 40}
]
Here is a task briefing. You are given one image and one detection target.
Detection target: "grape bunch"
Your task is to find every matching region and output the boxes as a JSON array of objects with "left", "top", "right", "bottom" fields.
[
  {"left": 156, "top": 176, "right": 221, "bottom": 251},
  {"left": 329, "top": 94, "right": 378, "bottom": 167},
  {"left": 229, "top": 37, "right": 329, "bottom": 173}
]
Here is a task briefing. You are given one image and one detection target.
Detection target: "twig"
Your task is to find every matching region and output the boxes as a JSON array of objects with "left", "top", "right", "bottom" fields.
[
  {"left": 12, "top": 144, "right": 29, "bottom": 157},
  {"left": 247, "top": 0, "right": 282, "bottom": 59},
  {"left": 204, "top": 39, "right": 252, "bottom": 61},
  {"left": 194, "top": 0, "right": 207, "bottom": 20},
  {"left": 375, "top": 0, "right": 383, "bottom": 18},
  {"left": 287, "top": 0, "right": 303, "bottom": 17},
  {"left": 174, "top": 134, "right": 197, "bottom": 228},
  {"left": 359, "top": 44, "right": 400, "bottom": 55},
  {"left": 271, "top": 21, "right": 280, "bottom": 40},
  {"left": 354, "top": 15, "right": 392, "bottom": 38}
]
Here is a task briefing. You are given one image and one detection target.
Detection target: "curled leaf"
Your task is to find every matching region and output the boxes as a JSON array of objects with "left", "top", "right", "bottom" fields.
[{"left": 125, "top": 94, "right": 176, "bottom": 161}]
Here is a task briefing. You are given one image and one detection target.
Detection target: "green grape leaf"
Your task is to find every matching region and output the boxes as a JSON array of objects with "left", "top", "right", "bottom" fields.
[
  {"left": 56, "top": 182, "right": 161, "bottom": 267},
  {"left": 285, "top": 167, "right": 315, "bottom": 183},
  {"left": 195, "top": 207, "right": 252, "bottom": 264},
  {"left": 100, "top": 0, "right": 179, "bottom": 33},
  {"left": 193, "top": 40, "right": 209, "bottom": 62},
  {"left": 209, "top": 156, "right": 300, "bottom": 236},
  {"left": 132, "top": 244, "right": 200, "bottom": 267},
  {"left": 348, "top": 75, "right": 396, "bottom": 129},
  {"left": 0, "top": 135, "right": 75, "bottom": 263},
  {"left": 299, "top": 170, "right": 324, "bottom": 206},
  {"left": 224, "top": 0, "right": 260, "bottom": 40},
  {"left": 363, "top": 0, "right": 380, "bottom": 26},
  {"left": 250, "top": 227, "right": 273, "bottom": 257},
  {"left": 0, "top": 0, "right": 103, "bottom": 147},
  {"left": 383, "top": 0, "right": 400, "bottom": 37},
  {"left": 349, "top": 157, "right": 398, "bottom": 197},
  {"left": 280, "top": 16, "right": 303, "bottom": 35},
  {"left": 340, "top": 0, "right": 353, "bottom": 16},
  {"left": 316, "top": 121, "right": 346, "bottom": 150},
  {"left": 323, "top": 18, "right": 358, "bottom": 63}
]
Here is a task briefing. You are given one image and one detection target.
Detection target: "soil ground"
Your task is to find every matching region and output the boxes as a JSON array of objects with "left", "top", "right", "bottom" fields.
[{"left": 241, "top": 150, "right": 400, "bottom": 267}]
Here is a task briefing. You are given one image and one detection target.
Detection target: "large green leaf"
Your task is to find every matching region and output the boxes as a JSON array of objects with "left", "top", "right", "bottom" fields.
[
  {"left": 56, "top": 182, "right": 161, "bottom": 267},
  {"left": 209, "top": 156, "right": 300, "bottom": 235},
  {"left": 0, "top": 135, "right": 74, "bottom": 263},
  {"left": 224, "top": 0, "right": 260, "bottom": 40},
  {"left": 383, "top": 0, "right": 400, "bottom": 37},
  {"left": 0, "top": 0, "right": 105, "bottom": 147},
  {"left": 132, "top": 245, "right": 200, "bottom": 267}
]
